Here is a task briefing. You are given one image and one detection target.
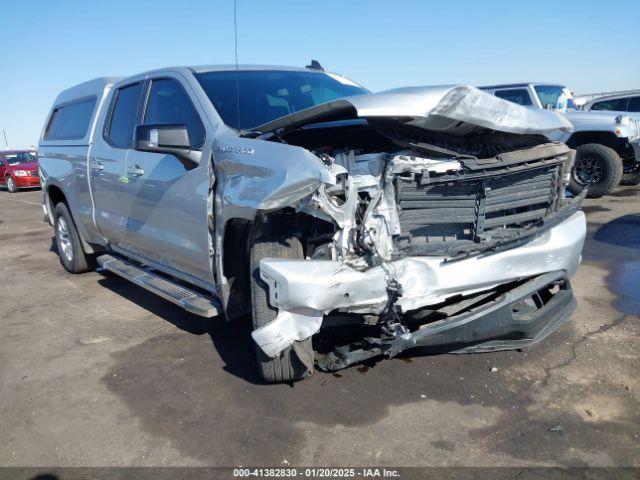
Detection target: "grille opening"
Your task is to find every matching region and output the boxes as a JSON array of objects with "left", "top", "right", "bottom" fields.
[{"left": 395, "top": 164, "right": 560, "bottom": 253}]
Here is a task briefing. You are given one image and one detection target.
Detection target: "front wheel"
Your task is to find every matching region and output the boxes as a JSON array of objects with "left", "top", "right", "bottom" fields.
[
  {"left": 6, "top": 176, "right": 18, "bottom": 193},
  {"left": 567, "top": 143, "right": 623, "bottom": 198},
  {"left": 249, "top": 229, "right": 313, "bottom": 383}
]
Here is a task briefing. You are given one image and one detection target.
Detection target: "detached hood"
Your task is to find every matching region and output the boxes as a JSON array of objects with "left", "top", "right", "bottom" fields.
[{"left": 255, "top": 85, "right": 573, "bottom": 137}]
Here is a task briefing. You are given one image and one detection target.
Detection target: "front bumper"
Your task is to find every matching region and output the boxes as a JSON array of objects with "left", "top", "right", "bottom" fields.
[
  {"left": 253, "top": 210, "right": 586, "bottom": 358},
  {"left": 15, "top": 174, "right": 41, "bottom": 188},
  {"left": 632, "top": 139, "right": 640, "bottom": 163},
  {"left": 317, "top": 270, "right": 576, "bottom": 371},
  {"left": 624, "top": 139, "right": 640, "bottom": 179}
]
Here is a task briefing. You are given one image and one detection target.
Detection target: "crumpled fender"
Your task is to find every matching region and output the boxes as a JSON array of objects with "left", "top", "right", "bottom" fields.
[{"left": 213, "top": 133, "right": 335, "bottom": 219}]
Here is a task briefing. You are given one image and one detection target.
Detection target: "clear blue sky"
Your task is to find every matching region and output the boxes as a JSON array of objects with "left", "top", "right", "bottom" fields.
[{"left": 1, "top": 0, "right": 639, "bottom": 149}]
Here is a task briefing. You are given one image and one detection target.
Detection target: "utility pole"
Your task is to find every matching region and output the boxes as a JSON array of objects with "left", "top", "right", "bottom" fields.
[{"left": 2, "top": 129, "right": 8, "bottom": 148}]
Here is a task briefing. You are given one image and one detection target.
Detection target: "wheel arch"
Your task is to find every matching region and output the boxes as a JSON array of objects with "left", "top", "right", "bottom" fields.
[
  {"left": 565, "top": 131, "right": 625, "bottom": 153},
  {"left": 218, "top": 209, "right": 332, "bottom": 320},
  {"left": 46, "top": 184, "right": 98, "bottom": 254}
]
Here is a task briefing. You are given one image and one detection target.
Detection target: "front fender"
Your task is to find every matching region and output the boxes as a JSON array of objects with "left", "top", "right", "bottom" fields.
[{"left": 211, "top": 131, "right": 335, "bottom": 316}]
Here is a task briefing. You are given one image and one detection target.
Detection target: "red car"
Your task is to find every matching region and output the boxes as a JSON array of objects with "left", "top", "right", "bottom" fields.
[{"left": 0, "top": 150, "right": 40, "bottom": 192}]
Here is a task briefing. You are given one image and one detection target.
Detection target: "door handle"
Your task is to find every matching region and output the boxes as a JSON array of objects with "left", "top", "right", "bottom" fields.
[
  {"left": 127, "top": 165, "right": 144, "bottom": 177},
  {"left": 91, "top": 161, "right": 104, "bottom": 171}
]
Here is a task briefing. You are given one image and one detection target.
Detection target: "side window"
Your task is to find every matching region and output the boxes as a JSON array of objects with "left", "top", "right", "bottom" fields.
[
  {"left": 144, "top": 79, "right": 205, "bottom": 148},
  {"left": 44, "top": 97, "right": 96, "bottom": 140},
  {"left": 494, "top": 89, "right": 533, "bottom": 106},
  {"left": 591, "top": 98, "right": 628, "bottom": 111},
  {"left": 107, "top": 82, "right": 143, "bottom": 148},
  {"left": 626, "top": 96, "right": 640, "bottom": 112}
]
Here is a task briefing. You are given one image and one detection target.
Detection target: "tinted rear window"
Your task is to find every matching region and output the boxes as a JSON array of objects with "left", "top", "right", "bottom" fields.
[
  {"left": 107, "top": 83, "right": 143, "bottom": 148},
  {"left": 44, "top": 97, "right": 96, "bottom": 140},
  {"left": 626, "top": 96, "right": 640, "bottom": 112},
  {"left": 591, "top": 98, "right": 629, "bottom": 111}
]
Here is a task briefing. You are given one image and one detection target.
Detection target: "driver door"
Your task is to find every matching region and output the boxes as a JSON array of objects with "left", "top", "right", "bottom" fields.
[{"left": 116, "top": 75, "right": 214, "bottom": 288}]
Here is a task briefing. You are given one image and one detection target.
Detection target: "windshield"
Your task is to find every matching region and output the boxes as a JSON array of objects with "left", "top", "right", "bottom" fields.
[
  {"left": 534, "top": 85, "right": 576, "bottom": 110},
  {"left": 4, "top": 152, "right": 37, "bottom": 165},
  {"left": 195, "top": 70, "right": 369, "bottom": 131}
]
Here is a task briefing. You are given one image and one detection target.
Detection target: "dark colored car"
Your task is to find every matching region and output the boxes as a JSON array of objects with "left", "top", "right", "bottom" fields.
[{"left": 0, "top": 150, "right": 40, "bottom": 192}]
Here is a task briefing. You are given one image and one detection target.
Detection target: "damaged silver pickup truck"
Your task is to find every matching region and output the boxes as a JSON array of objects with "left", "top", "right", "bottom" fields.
[{"left": 39, "top": 65, "right": 586, "bottom": 383}]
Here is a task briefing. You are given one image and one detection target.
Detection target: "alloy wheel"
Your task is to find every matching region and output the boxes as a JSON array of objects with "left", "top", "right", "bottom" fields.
[
  {"left": 574, "top": 155, "right": 605, "bottom": 186},
  {"left": 57, "top": 216, "right": 74, "bottom": 262},
  {"left": 7, "top": 177, "right": 17, "bottom": 192}
]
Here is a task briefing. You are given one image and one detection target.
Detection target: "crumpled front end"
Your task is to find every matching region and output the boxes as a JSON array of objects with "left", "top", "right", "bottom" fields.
[
  {"left": 243, "top": 86, "right": 586, "bottom": 365},
  {"left": 253, "top": 208, "right": 585, "bottom": 359}
]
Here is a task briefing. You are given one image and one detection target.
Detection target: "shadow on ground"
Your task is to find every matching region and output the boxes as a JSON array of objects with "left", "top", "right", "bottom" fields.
[
  {"left": 592, "top": 215, "right": 640, "bottom": 250},
  {"left": 98, "top": 267, "right": 639, "bottom": 465}
]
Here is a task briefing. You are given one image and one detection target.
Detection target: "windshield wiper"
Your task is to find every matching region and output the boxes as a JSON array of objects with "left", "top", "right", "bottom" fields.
[{"left": 238, "top": 129, "right": 263, "bottom": 138}]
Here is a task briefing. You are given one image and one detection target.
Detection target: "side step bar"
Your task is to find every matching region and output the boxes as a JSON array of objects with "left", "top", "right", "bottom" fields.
[{"left": 97, "top": 254, "right": 221, "bottom": 318}]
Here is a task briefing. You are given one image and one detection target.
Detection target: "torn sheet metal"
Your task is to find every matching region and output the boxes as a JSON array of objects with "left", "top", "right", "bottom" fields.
[{"left": 252, "top": 211, "right": 586, "bottom": 357}]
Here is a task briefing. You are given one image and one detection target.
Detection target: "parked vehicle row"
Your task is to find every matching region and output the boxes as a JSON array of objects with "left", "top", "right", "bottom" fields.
[
  {"left": 480, "top": 83, "right": 640, "bottom": 197},
  {"left": 38, "top": 65, "right": 587, "bottom": 383}
]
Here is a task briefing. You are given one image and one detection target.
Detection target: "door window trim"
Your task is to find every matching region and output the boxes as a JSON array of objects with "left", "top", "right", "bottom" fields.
[
  {"left": 43, "top": 95, "right": 98, "bottom": 141},
  {"left": 103, "top": 81, "right": 145, "bottom": 149},
  {"left": 140, "top": 77, "right": 206, "bottom": 150}
]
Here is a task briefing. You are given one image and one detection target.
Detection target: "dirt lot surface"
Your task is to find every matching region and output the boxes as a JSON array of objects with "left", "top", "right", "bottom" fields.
[{"left": 1, "top": 187, "right": 638, "bottom": 468}]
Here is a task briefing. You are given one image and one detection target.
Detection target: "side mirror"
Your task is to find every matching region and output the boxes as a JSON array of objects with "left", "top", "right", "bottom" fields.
[{"left": 134, "top": 124, "right": 200, "bottom": 169}]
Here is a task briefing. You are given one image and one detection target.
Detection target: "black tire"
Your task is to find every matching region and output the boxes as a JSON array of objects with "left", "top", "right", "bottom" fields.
[
  {"left": 249, "top": 229, "right": 313, "bottom": 383},
  {"left": 6, "top": 176, "right": 18, "bottom": 193},
  {"left": 568, "top": 143, "right": 623, "bottom": 198},
  {"left": 53, "top": 202, "right": 96, "bottom": 274}
]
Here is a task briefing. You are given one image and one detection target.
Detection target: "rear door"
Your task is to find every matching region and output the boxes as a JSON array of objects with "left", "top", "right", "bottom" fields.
[
  {"left": 627, "top": 96, "right": 640, "bottom": 112},
  {"left": 90, "top": 81, "right": 144, "bottom": 245},
  {"left": 116, "top": 74, "right": 213, "bottom": 287}
]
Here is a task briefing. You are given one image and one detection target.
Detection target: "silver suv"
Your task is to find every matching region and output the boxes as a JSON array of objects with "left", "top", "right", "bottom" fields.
[
  {"left": 39, "top": 66, "right": 586, "bottom": 382},
  {"left": 482, "top": 83, "right": 640, "bottom": 197},
  {"left": 583, "top": 92, "right": 640, "bottom": 113}
]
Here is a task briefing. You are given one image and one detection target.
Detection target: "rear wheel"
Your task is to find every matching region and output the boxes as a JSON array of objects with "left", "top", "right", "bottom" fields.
[
  {"left": 249, "top": 228, "right": 313, "bottom": 383},
  {"left": 568, "top": 143, "right": 623, "bottom": 198},
  {"left": 6, "top": 176, "right": 18, "bottom": 193},
  {"left": 53, "top": 202, "right": 96, "bottom": 273}
]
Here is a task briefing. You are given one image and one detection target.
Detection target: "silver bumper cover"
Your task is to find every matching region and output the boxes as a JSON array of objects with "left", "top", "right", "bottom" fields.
[{"left": 253, "top": 211, "right": 586, "bottom": 358}]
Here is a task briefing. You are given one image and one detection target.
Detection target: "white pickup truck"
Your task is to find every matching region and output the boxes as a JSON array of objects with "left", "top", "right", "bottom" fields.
[
  {"left": 38, "top": 65, "right": 586, "bottom": 382},
  {"left": 481, "top": 83, "right": 640, "bottom": 197}
]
